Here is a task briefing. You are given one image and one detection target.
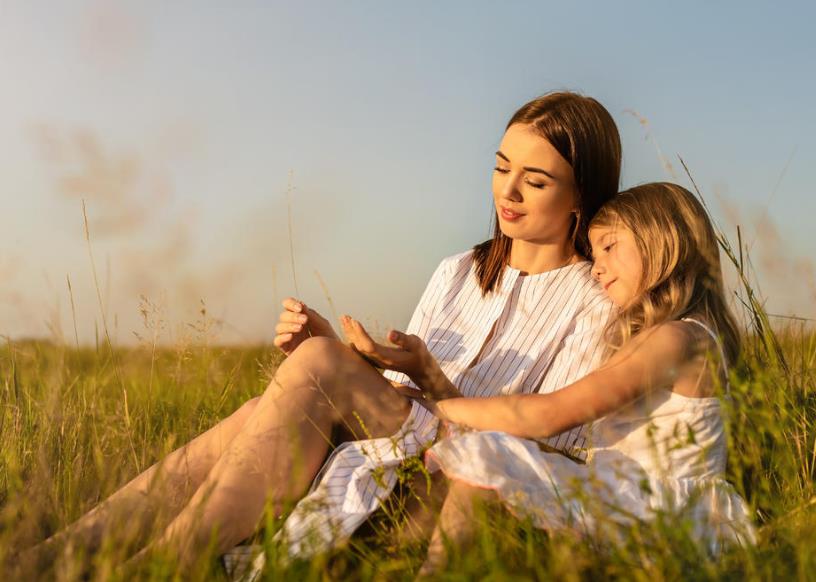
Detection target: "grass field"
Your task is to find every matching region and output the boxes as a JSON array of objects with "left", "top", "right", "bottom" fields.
[
  {"left": 1, "top": 310, "right": 815, "bottom": 580},
  {"left": 2, "top": 188, "right": 816, "bottom": 580}
]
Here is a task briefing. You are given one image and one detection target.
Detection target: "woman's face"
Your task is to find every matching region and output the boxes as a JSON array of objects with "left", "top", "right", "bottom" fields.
[
  {"left": 492, "top": 124, "right": 578, "bottom": 246},
  {"left": 589, "top": 223, "right": 643, "bottom": 307}
]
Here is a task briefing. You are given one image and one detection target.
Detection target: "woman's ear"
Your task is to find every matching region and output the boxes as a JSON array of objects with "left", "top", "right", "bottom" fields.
[{"left": 569, "top": 210, "right": 581, "bottom": 245}]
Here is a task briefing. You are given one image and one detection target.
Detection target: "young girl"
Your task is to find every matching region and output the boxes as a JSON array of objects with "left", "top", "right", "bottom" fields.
[
  {"left": 345, "top": 182, "right": 755, "bottom": 574},
  {"left": 24, "top": 91, "right": 622, "bottom": 572}
]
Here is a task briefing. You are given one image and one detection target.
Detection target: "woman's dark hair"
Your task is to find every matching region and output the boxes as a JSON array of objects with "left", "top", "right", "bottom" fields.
[{"left": 473, "top": 92, "right": 622, "bottom": 295}]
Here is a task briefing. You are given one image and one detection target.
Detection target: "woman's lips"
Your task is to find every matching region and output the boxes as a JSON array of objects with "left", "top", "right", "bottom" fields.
[
  {"left": 603, "top": 279, "right": 617, "bottom": 291},
  {"left": 500, "top": 207, "right": 524, "bottom": 221}
]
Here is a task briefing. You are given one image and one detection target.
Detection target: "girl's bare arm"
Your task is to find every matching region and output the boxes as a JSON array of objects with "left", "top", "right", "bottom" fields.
[{"left": 436, "top": 321, "right": 705, "bottom": 439}]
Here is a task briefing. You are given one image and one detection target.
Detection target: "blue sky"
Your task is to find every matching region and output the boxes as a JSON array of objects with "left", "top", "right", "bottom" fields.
[{"left": 1, "top": 1, "right": 814, "bottom": 343}]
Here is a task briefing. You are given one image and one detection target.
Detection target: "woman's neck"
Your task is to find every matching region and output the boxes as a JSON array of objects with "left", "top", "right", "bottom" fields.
[{"left": 508, "top": 239, "right": 581, "bottom": 275}]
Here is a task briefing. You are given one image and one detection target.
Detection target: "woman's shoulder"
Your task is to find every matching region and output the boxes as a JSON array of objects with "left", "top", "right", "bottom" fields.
[
  {"left": 439, "top": 248, "right": 476, "bottom": 267},
  {"left": 561, "top": 260, "right": 613, "bottom": 313},
  {"left": 418, "top": 249, "right": 477, "bottom": 293},
  {"left": 434, "top": 249, "right": 477, "bottom": 278}
]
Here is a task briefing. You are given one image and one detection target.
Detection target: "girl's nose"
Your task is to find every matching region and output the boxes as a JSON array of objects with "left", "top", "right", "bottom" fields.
[{"left": 591, "top": 261, "right": 605, "bottom": 281}]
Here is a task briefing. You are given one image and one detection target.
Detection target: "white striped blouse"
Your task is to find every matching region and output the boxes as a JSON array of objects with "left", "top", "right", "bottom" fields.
[{"left": 278, "top": 249, "right": 613, "bottom": 557}]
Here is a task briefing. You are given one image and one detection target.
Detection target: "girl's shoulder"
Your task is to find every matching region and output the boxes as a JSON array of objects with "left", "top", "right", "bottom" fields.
[
  {"left": 676, "top": 317, "right": 725, "bottom": 360},
  {"left": 673, "top": 317, "right": 729, "bottom": 397},
  {"left": 630, "top": 319, "right": 720, "bottom": 359},
  {"left": 630, "top": 319, "right": 727, "bottom": 397}
]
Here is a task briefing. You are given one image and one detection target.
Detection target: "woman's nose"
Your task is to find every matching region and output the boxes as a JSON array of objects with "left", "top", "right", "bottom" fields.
[{"left": 499, "top": 173, "right": 523, "bottom": 201}]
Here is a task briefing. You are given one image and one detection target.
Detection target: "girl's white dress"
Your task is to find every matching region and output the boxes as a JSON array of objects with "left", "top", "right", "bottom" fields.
[{"left": 425, "top": 318, "right": 756, "bottom": 553}]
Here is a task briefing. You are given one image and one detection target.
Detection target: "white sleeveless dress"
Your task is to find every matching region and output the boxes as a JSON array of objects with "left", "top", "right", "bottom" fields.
[{"left": 425, "top": 318, "right": 756, "bottom": 554}]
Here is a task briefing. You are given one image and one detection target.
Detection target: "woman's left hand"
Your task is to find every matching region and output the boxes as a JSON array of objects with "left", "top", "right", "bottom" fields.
[{"left": 340, "top": 315, "right": 433, "bottom": 382}]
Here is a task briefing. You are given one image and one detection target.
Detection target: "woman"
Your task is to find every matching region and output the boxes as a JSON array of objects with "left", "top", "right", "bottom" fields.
[{"left": 26, "top": 91, "right": 621, "bottom": 571}]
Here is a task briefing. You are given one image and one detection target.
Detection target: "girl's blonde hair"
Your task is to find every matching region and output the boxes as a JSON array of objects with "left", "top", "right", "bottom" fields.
[{"left": 589, "top": 182, "right": 740, "bottom": 364}]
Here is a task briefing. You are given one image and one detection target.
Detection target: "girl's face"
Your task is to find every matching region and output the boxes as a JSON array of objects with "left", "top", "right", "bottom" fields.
[
  {"left": 589, "top": 223, "right": 643, "bottom": 307},
  {"left": 492, "top": 124, "right": 578, "bottom": 245}
]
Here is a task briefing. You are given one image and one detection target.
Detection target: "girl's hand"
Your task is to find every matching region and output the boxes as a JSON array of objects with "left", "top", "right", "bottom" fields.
[
  {"left": 340, "top": 316, "right": 435, "bottom": 384},
  {"left": 273, "top": 297, "right": 339, "bottom": 356}
]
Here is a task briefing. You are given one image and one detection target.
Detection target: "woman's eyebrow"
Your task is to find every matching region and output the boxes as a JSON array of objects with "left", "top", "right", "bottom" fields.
[
  {"left": 523, "top": 166, "right": 556, "bottom": 180},
  {"left": 495, "top": 151, "right": 557, "bottom": 180}
]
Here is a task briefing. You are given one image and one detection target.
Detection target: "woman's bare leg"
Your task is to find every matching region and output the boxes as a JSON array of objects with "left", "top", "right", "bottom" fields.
[
  {"left": 418, "top": 480, "right": 497, "bottom": 577},
  {"left": 139, "top": 336, "right": 412, "bottom": 566},
  {"left": 25, "top": 396, "right": 262, "bottom": 566}
]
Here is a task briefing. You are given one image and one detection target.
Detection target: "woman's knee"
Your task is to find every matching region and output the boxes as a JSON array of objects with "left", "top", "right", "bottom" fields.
[
  {"left": 291, "top": 336, "right": 348, "bottom": 362},
  {"left": 275, "top": 336, "right": 353, "bottom": 386},
  {"left": 234, "top": 396, "right": 261, "bottom": 420}
]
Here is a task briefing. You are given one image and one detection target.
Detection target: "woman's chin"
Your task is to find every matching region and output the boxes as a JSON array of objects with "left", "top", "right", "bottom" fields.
[
  {"left": 497, "top": 222, "right": 518, "bottom": 238},
  {"left": 497, "top": 224, "right": 540, "bottom": 242}
]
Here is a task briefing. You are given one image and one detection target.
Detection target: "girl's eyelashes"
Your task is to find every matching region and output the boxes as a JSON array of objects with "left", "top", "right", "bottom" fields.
[
  {"left": 590, "top": 241, "right": 616, "bottom": 255},
  {"left": 493, "top": 166, "right": 510, "bottom": 174},
  {"left": 525, "top": 179, "right": 546, "bottom": 189}
]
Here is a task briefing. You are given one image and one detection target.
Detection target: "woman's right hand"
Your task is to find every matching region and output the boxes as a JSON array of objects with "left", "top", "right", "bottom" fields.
[
  {"left": 342, "top": 316, "right": 462, "bottom": 401},
  {"left": 273, "top": 297, "right": 339, "bottom": 356}
]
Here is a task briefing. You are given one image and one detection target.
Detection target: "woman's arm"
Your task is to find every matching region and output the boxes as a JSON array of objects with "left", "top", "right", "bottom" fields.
[{"left": 436, "top": 322, "right": 697, "bottom": 439}]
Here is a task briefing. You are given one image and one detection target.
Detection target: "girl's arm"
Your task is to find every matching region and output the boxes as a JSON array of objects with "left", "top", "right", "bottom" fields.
[{"left": 436, "top": 321, "right": 699, "bottom": 439}]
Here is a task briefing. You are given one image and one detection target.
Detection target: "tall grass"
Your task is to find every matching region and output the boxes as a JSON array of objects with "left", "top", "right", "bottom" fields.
[
  {"left": 0, "top": 339, "right": 283, "bottom": 579},
  {"left": 2, "top": 178, "right": 816, "bottom": 580},
  {"left": 2, "top": 324, "right": 815, "bottom": 580}
]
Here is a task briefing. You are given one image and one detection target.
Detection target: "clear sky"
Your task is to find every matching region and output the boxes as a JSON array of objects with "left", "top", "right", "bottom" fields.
[{"left": 1, "top": 1, "right": 814, "bottom": 344}]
